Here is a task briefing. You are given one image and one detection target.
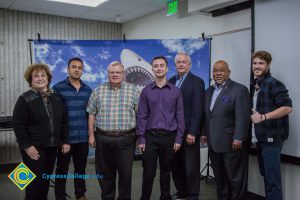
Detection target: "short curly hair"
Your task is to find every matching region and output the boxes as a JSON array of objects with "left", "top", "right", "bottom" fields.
[{"left": 24, "top": 63, "right": 52, "bottom": 87}]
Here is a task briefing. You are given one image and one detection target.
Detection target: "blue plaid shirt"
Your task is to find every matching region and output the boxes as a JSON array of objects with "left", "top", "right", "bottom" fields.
[
  {"left": 53, "top": 78, "right": 92, "bottom": 144},
  {"left": 251, "top": 74, "right": 292, "bottom": 142}
]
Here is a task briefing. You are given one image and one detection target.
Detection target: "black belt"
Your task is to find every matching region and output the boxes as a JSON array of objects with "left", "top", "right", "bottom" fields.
[
  {"left": 147, "top": 129, "right": 175, "bottom": 135},
  {"left": 96, "top": 128, "right": 135, "bottom": 137}
]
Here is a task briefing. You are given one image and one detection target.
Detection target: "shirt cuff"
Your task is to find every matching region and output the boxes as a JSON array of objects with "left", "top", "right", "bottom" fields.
[
  {"left": 233, "top": 139, "right": 242, "bottom": 143},
  {"left": 175, "top": 135, "right": 182, "bottom": 145},
  {"left": 138, "top": 135, "right": 145, "bottom": 145}
]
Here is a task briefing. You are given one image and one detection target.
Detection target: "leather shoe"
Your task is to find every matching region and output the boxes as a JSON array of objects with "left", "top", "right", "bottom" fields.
[
  {"left": 76, "top": 196, "right": 87, "bottom": 200},
  {"left": 172, "top": 192, "right": 185, "bottom": 200}
]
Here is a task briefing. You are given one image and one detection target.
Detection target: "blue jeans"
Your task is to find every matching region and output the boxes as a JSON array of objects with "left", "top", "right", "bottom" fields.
[{"left": 257, "top": 141, "right": 283, "bottom": 200}]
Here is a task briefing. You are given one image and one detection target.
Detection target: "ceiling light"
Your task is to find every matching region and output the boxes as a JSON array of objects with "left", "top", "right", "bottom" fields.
[{"left": 47, "top": 0, "right": 109, "bottom": 7}]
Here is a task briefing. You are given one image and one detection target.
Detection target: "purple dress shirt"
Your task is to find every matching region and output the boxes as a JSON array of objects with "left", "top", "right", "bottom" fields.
[{"left": 137, "top": 81, "right": 185, "bottom": 145}]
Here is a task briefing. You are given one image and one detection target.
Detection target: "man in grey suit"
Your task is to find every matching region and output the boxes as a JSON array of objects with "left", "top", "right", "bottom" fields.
[{"left": 201, "top": 60, "right": 250, "bottom": 200}]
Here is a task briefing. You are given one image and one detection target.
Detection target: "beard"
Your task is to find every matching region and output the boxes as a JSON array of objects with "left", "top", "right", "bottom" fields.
[{"left": 254, "top": 67, "right": 269, "bottom": 77}]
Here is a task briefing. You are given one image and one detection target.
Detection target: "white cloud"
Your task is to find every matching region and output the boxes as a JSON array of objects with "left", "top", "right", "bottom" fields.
[
  {"left": 81, "top": 66, "right": 108, "bottom": 83},
  {"left": 71, "top": 45, "right": 86, "bottom": 57},
  {"left": 35, "top": 43, "right": 64, "bottom": 71},
  {"left": 48, "top": 56, "right": 64, "bottom": 71},
  {"left": 81, "top": 73, "right": 99, "bottom": 83},
  {"left": 84, "top": 62, "right": 92, "bottom": 72},
  {"left": 161, "top": 39, "right": 207, "bottom": 54},
  {"left": 98, "top": 49, "right": 111, "bottom": 60},
  {"left": 61, "top": 66, "right": 68, "bottom": 74},
  {"left": 34, "top": 43, "right": 51, "bottom": 63}
]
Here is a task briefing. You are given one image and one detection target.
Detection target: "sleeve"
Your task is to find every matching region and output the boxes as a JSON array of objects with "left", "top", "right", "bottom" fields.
[
  {"left": 189, "top": 78, "right": 205, "bottom": 135},
  {"left": 86, "top": 89, "right": 98, "bottom": 116},
  {"left": 134, "top": 86, "right": 140, "bottom": 112},
  {"left": 12, "top": 96, "right": 32, "bottom": 150},
  {"left": 200, "top": 88, "right": 210, "bottom": 137},
  {"left": 234, "top": 85, "right": 251, "bottom": 142},
  {"left": 272, "top": 81, "right": 292, "bottom": 108},
  {"left": 52, "top": 84, "right": 58, "bottom": 92},
  {"left": 60, "top": 103, "right": 69, "bottom": 144},
  {"left": 136, "top": 88, "right": 149, "bottom": 145},
  {"left": 175, "top": 90, "right": 185, "bottom": 144}
]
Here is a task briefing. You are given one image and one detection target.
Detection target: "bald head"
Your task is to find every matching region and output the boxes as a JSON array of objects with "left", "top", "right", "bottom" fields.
[
  {"left": 213, "top": 60, "right": 229, "bottom": 69},
  {"left": 213, "top": 60, "right": 231, "bottom": 85}
]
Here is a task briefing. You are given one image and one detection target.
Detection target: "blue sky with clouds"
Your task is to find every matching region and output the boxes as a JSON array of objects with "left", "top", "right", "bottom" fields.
[{"left": 34, "top": 39, "right": 210, "bottom": 89}]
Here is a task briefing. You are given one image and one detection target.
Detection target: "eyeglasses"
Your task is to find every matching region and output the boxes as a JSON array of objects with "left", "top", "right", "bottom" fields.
[{"left": 109, "top": 71, "right": 124, "bottom": 75}]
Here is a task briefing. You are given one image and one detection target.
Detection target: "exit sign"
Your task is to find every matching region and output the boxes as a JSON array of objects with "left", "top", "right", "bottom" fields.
[{"left": 167, "top": 0, "right": 178, "bottom": 16}]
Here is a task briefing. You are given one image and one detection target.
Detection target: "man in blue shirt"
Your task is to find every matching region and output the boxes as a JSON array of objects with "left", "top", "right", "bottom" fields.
[
  {"left": 169, "top": 53, "right": 205, "bottom": 200},
  {"left": 53, "top": 57, "right": 92, "bottom": 200},
  {"left": 202, "top": 60, "right": 250, "bottom": 200},
  {"left": 137, "top": 56, "right": 185, "bottom": 200}
]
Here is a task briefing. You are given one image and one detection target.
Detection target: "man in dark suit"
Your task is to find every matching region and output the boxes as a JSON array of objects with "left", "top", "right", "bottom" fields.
[
  {"left": 170, "top": 52, "right": 205, "bottom": 200},
  {"left": 201, "top": 60, "right": 250, "bottom": 200}
]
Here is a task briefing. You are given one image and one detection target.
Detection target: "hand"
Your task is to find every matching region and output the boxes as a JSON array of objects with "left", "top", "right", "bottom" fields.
[
  {"left": 200, "top": 136, "right": 207, "bottom": 144},
  {"left": 61, "top": 144, "right": 70, "bottom": 154},
  {"left": 251, "top": 109, "right": 263, "bottom": 124},
  {"left": 232, "top": 140, "right": 242, "bottom": 151},
  {"left": 25, "top": 146, "right": 40, "bottom": 160},
  {"left": 186, "top": 134, "right": 195, "bottom": 145},
  {"left": 173, "top": 143, "right": 181, "bottom": 152},
  {"left": 89, "top": 134, "right": 96, "bottom": 148},
  {"left": 138, "top": 144, "right": 145, "bottom": 152}
]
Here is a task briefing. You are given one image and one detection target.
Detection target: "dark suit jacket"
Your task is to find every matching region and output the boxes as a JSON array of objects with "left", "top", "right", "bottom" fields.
[
  {"left": 169, "top": 72, "right": 205, "bottom": 136},
  {"left": 204, "top": 79, "right": 250, "bottom": 152}
]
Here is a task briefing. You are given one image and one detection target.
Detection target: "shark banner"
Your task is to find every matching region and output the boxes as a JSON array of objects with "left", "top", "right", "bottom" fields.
[
  {"left": 33, "top": 39, "right": 210, "bottom": 90},
  {"left": 33, "top": 39, "right": 210, "bottom": 157}
]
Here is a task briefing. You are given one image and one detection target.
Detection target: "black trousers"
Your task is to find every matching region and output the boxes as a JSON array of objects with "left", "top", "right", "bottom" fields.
[
  {"left": 141, "top": 133, "right": 176, "bottom": 200},
  {"left": 209, "top": 148, "right": 248, "bottom": 200},
  {"left": 21, "top": 147, "right": 57, "bottom": 200},
  {"left": 171, "top": 134, "right": 200, "bottom": 200},
  {"left": 55, "top": 142, "right": 89, "bottom": 200},
  {"left": 95, "top": 133, "right": 136, "bottom": 200}
]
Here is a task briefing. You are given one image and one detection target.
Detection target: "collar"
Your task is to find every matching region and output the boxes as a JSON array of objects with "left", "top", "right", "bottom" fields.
[
  {"left": 31, "top": 88, "right": 54, "bottom": 97},
  {"left": 176, "top": 72, "right": 189, "bottom": 80},
  {"left": 251, "top": 73, "right": 271, "bottom": 89},
  {"left": 66, "top": 77, "right": 85, "bottom": 87},
  {"left": 107, "top": 82, "right": 124, "bottom": 90},
  {"left": 213, "top": 80, "right": 228, "bottom": 89},
  {"left": 150, "top": 81, "right": 172, "bottom": 89}
]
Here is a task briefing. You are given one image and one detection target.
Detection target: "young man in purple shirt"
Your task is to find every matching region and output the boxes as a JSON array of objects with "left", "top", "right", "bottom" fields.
[{"left": 137, "top": 56, "right": 185, "bottom": 200}]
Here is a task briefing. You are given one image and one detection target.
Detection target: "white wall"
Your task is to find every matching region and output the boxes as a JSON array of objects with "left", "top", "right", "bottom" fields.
[
  {"left": 123, "top": 8, "right": 250, "bottom": 39},
  {"left": 123, "top": 4, "right": 300, "bottom": 199},
  {"left": 248, "top": 0, "right": 300, "bottom": 199},
  {"left": 255, "top": 0, "right": 300, "bottom": 158}
]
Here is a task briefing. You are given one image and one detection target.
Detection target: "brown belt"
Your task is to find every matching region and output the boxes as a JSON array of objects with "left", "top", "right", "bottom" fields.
[{"left": 95, "top": 128, "right": 135, "bottom": 137}]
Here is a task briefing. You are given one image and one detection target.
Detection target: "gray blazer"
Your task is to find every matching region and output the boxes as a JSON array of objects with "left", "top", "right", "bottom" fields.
[{"left": 204, "top": 79, "right": 251, "bottom": 152}]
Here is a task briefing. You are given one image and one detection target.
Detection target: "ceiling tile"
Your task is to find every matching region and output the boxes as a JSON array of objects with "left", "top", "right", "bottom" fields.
[
  {"left": 0, "top": 0, "right": 15, "bottom": 8},
  {"left": 9, "top": 5, "right": 50, "bottom": 14},
  {"left": 51, "top": 3, "right": 91, "bottom": 13},
  {"left": 2, "top": 0, "right": 167, "bottom": 23},
  {"left": 122, "top": 0, "right": 167, "bottom": 7},
  {"left": 128, "top": 4, "right": 163, "bottom": 14},
  {"left": 97, "top": 0, "right": 142, "bottom": 12},
  {"left": 11, "top": 0, "right": 56, "bottom": 9}
]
